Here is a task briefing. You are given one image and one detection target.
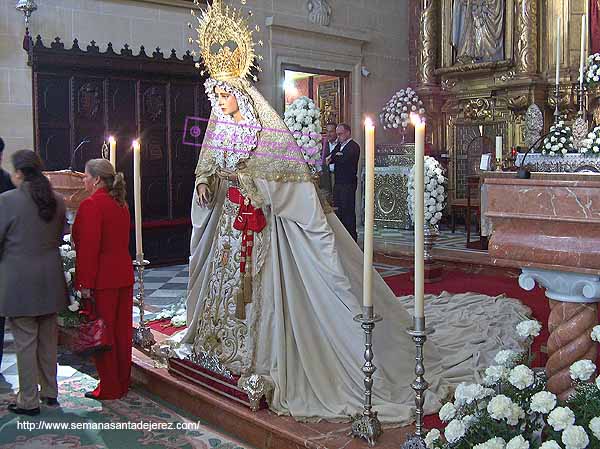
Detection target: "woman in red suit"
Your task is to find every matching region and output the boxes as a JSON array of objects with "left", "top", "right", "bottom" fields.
[{"left": 72, "top": 158, "right": 134, "bottom": 400}]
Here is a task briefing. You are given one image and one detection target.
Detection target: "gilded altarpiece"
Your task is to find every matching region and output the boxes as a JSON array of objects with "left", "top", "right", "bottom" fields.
[{"left": 414, "top": 0, "right": 590, "bottom": 206}]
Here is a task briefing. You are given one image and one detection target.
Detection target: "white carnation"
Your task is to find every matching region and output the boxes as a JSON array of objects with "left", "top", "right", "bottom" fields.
[
  {"left": 63, "top": 234, "right": 71, "bottom": 243},
  {"left": 562, "top": 425, "right": 589, "bottom": 449},
  {"left": 589, "top": 416, "right": 600, "bottom": 440},
  {"left": 67, "top": 250, "right": 76, "bottom": 259},
  {"left": 508, "top": 365, "right": 535, "bottom": 390},
  {"left": 67, "top": 302, "right": 79, "bottom": 312},
  {"left": 64, "top": 271, "right": 71, "bottom": 283},
  {"left": 591, "top": 325, "right": 600, "bottom": 342},
  {"left": 484, "top": 365, "right": 508, "bottom": 385},
  {"left": 530, "top": 391, "right": 556, "bottom": 414},
  {"left": 507, "top": 404, "right": 525, "bottom": 425},
  {"left": 424, "top": 428, "right": 440, "bottom": 449},
  {"left": 540, "top": 441, "right": 561, "bottom": 449},
  {"left": 516, "top": 320, "right": 542, "bottom": 339},
  {"left": 438, "top": 402, "right": 456, "bottom": 422},
  {"left": 495, "top": 349, "right": 518, "bottom": 367},
  {"left": 548, "top": 406, "right": 576, "bottom": 431},
  {"left": 569, "top": 359, "right": 596, "bottom": 381},
  {"left": 444, "top": 419, "right": 466, "bottom": 444},
  {"left": 484, "top": 437, "right": 507, "bottom": 449},
  {"left": 506, "top": 435, "right": 529, "bottom": 449},
  {"left": 487, "top": 394, "right": 514, "bottom": 421}
]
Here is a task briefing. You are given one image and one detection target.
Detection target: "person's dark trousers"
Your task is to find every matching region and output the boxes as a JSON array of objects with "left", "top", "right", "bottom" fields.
[
  {"left": 0, "top": 316, "right": 4, "bottom": 365},
  {"left": 333, "top": 182, "right": 357, "bottom": 241}
]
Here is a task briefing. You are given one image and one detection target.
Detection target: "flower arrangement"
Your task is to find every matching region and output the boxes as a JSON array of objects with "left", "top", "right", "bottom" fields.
[
  {"left": 153, "top": 297, "right": 187, "bottom": 328},
  {"left": 425, "top": 319, "right": 600, "bottom": 449},
  {"left": 407, "top": 156, "right": 447, "bottom": 228},
  {"left": 283, "top": 96, "right": 323, "bottom": 174},
  {"left": 583, "top": 53, "right": 600, "bottom": 88},
  {"left": 539, "top": 121, "right": 575, "bottom": 157},
  {"left": 379, "top": 87, "right": 426, "bottom": 132},
  {"left": 580, "top": 126, "right": 600, "bottom": 156},
  {"left": 58, "top": 234, "right": 81, "bottom": 328}
]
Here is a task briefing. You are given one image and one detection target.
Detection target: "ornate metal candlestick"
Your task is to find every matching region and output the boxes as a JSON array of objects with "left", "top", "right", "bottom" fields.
[
  {"left": 401, "top": 316, "right": 432, "bottom": 449},
  {"left": 133, "top": 257, "right": 155, "bottom": 349},
  {"left": 350, "top": 306, "right": 383, "bottom": 447},
  {"left": 572, "top": 84, "right": 588, "bottom": 150}
]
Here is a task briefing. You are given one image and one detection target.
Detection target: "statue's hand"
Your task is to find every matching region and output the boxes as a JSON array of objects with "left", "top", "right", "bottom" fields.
[
  {"left": 217, "top": 168, "right": 239, "bottom": 183},
  {"left": 196, "top": 183, "right": 211, "bottom": 208}
]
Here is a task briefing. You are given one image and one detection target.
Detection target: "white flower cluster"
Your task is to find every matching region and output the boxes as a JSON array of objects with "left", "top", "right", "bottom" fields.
[
  {"left": 379, "top": 87, "right": 425, "bottom": 131},
  {"left": 59, "top": 234, "right": 80, "bottom": 313},
  {"left": 154, "top": 297, "right": 187, "bottom": 328},
  {"left": 423, "top": 323, "right": 600, "bottom": 449},
  {"left": 407, "top": 156, "right": 446, "bottom": 227},
  {"left": 283, "top": 96, "right": 323, "bottom": 173},
  {"left": 580, "top": 125, "right": 600, "bottom": 156},
  {"left": 516, "top": 319, "right": 542, "bottom": 339},
  {"left": 540, "top": 121, "right": 574, "bottom": 156},
  {"left": 583, "top": 53, "right": 600, "bottom": 87}
]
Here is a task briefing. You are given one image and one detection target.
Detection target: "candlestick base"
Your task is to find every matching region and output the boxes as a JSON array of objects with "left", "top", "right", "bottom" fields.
[
  {"left": 132, "top": 258, "right": 155, "bottom": 350},
  {"left": 350, "top": 307, "right": 383, "bottom": 447},
  {"left": 401, "top": 318, "right": 433, "bottom": 448}
]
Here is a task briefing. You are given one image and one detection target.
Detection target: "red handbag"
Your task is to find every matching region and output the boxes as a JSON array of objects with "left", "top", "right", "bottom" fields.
[{"left": 72, "top": 296, "right": 112, "bottom": 357}]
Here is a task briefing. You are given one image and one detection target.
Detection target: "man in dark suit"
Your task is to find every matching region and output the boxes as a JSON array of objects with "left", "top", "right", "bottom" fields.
[
  {"left": 0, "top": 138, "right": 15, "bottom": 368},
  {"left": 326, "top": 123, "right": 360, "bottom": 241},
  {"left": 319, "top": 122, "right": 338, "bottom": 203}
]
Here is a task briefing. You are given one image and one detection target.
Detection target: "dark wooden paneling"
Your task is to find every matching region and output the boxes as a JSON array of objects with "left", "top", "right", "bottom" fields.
[{"left": 29, "top": 37, "right": 210, "bottom": 265}]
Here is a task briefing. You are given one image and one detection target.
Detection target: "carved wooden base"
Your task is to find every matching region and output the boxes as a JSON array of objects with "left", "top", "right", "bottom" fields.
[{"left": 546, "top": 301, "right": 597, "bottom": 400}]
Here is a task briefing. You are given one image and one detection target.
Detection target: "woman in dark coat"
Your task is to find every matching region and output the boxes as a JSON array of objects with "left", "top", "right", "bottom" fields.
[
  {"left": 72, "top": 158, "right": 134, "bottom": 400},
  {"left": 0, "top": 150, "right": 67, "bottom": 415}
]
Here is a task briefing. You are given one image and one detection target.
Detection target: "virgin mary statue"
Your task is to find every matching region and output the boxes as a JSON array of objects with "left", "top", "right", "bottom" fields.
[{"left": 170, "top": 0, "right": 527, "bottom": 425}]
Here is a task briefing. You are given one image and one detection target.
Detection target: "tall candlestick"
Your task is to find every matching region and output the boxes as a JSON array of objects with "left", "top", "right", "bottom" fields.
[
  {"left": 411, "top": 113, "right": 425, "bottom": 319},
  {"left": 132, "top": 139, "right": 143, "bottom": 260},
  {"left": 495, "top": 136, "right": 503, "bottom": 161},
  {"left": 363, "top": 118, "right": 375, "bottom": 308},
  {"left": 109, "top": 136, "right": 116, "bottom": 169},
  {"left": 555, "top": 16, "right": 561, "bottom": 85},
  {"left": 580, "top": 14, "right": 587, "bottom": 90}
]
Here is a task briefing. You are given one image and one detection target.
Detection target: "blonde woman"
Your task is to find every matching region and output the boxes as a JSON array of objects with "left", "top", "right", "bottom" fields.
[{"left": 72, "top": 158, "right": 134, "bottom": 400}]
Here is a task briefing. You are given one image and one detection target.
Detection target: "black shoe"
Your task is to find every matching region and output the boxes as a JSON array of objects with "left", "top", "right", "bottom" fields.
[
  {"left": 40, "top": 397, "right": 59, "bottom": 406},
  {"left": 84, "top": 391, "right": 98, "bottom": 400},
  {"left": 8, "top": 403, "right": 41, "bottom": 416}
]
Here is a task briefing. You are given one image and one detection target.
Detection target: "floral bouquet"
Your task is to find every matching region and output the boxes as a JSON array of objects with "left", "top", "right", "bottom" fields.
[
  {"left": 539, "top": 121, "right": 575, "bottom": 157},
  {"left": 58, "top": 234, "right": 81, "bottom": 328},
  {"left": 153, "top": 297, "right": 187, "bottom": 328},
  {"left": 580, "top": 126, "right": 600, "bottom": 156},
  {"left": 379, "top": 87, "right": 426, "bottom": 132},
  {"left": 425, "top": 319, "right": 600, "bottom": 449},
  {"left": 407, "top": 156, "right": 446, "bottom": 228},
  {"left": 583, "top": 53, "right": 600, "bottom": 88},
  {"left": 283, "top": 96, "right": 323, "bottom": 174}
]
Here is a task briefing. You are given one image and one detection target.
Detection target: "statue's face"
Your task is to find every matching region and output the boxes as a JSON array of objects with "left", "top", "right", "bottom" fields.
[{"left": 214, "top": 86, "right": 240, "bottom": 118}]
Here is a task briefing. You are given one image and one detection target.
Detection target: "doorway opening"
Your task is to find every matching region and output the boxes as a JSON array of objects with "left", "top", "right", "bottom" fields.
[{"left": 281, "top": 65, "right": 350, "bottom": 130}]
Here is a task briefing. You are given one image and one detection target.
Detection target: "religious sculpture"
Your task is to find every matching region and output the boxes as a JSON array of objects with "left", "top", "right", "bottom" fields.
[
  {"left": 451, "top": 0, "right": 505, "bottom": 64},
  {"left": 168, "top": 0, "right": 528, "bottom": 424},
  {"left": 307, "top": 0, "right": 332, "bottom": 26}
]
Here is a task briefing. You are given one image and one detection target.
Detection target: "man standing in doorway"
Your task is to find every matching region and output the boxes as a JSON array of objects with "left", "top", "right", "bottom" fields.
[
  {"left": 320, "top": 122, "right": 338, "bottom": 202},
  {"left": 326, "top": 123, "right": 360, "bottom": 241},
  {"left": 0, "top": 137, "right": 15, "bottom": 367}
]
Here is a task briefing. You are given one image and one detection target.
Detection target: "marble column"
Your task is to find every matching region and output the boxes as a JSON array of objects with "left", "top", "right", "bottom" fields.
[{"left": 520, "top": 268, "right": 600, "bottom": 399}]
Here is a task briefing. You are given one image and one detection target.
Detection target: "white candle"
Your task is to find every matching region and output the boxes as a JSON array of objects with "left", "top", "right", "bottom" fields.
[
  {"left": 133, "top": 139, "right": 143, "bottom": 260},
  {"left": 556, "top": 16, "right": 561, "bottom": 85},
  {"left": 109, "top": 136, "right": 116, "bottom": 169},
  {"left": 495, "top": 136, "right": 502, "bottom": 160},
  {"left": 411, "top": 113, "right": 425, "bottom": 319},
  {"left": 580, "top": 14, "right": 587, "bottom": 90},
  {"left": 363, "top": 118, "right": 375, "bottom": 308}
]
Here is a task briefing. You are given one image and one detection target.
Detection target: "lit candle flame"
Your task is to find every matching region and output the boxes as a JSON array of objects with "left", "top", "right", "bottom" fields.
[
  {"left": 108, "top": 136, "right": 116, "bottom": 144},
  {"left": 132, "top": 139, "right": 140, "bottom": 149},
  {"left": 410, "top": 112, "right": 424, "bottom": 127},
  {"left": 364, "top": 117, "right": 374, "bottom": 128}
]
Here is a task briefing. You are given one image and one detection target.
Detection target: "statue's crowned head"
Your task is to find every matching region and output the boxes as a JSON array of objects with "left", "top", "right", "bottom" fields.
[{"left": 191, "top": 0, "right": 258, "bottom": 83}]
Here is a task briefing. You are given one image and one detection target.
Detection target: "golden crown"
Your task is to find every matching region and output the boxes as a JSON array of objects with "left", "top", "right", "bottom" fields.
[{"left": 190, "top": 0, "right": 262, "bottom": 82}]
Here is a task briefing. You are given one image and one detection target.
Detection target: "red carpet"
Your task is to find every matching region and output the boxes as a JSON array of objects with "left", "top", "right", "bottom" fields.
[
  {"left": 147, "top": 318, "right": 185, "bottom": 336},
  {"left": 383, "top": 270, "right": 551, "bottom": 431}
]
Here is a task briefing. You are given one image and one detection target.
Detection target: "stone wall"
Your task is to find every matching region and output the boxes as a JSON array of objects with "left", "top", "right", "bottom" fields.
[{"left": 0, "top": 0, "right": 408, "bottom": 170}]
